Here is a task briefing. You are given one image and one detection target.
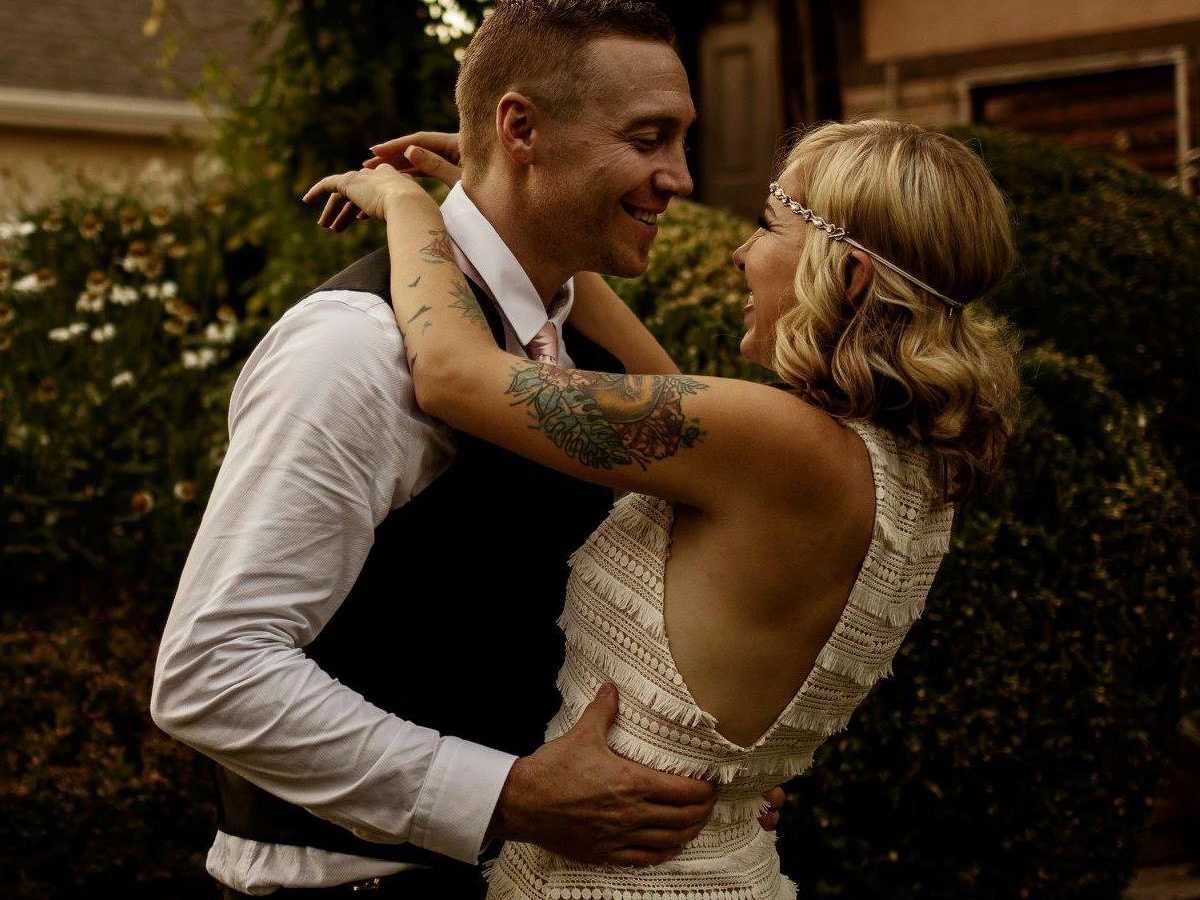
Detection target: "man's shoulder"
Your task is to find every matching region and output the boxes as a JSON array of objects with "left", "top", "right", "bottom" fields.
[
  {"left": 263, "top": 288, "right": 405, "bottom": 367},
  {"left": 233, "top": 289, "right": 409, "bottom": 417},
  {"left": 284, "top": 288, "right": 399, "bottom": 337}
]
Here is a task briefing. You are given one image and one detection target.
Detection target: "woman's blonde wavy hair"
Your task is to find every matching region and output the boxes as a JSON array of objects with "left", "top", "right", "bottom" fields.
[{"left": 770, "top": 119, "right": 1022, "bottom": 502}]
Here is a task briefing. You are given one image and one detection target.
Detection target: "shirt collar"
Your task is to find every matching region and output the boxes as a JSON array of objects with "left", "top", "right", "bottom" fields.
[{"left": 440, "top": 182, "right": 575, "bottom": 346}]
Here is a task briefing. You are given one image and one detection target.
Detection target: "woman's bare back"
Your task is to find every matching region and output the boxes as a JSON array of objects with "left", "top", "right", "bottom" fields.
[{"left": 662, "top": 421, "right": 876, "bottom": 748}]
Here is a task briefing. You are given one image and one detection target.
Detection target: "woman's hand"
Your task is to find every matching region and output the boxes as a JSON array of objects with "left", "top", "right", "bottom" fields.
[
  {"left": 364, "top": 131, "right": 462, "bottom": 188},
  {"left": 301, "top": 164, "right": 435, "bottom": 232}
]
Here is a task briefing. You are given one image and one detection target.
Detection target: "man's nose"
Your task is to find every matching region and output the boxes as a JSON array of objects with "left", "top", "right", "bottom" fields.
[{"left": 654, "top": 148, "right": 694, "bottom": 198}]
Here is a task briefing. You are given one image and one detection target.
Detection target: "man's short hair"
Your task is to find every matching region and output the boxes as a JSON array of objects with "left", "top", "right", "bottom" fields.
[{"left": 455, "top": 0, "right": 677, "bottom": 170}]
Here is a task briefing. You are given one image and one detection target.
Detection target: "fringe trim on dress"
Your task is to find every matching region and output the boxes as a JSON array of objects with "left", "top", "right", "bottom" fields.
[
  {"left": 565, "top": 554, "right": 667, "bottom": 640},
  {"left": 554, "top": 646, "right": 717, "bottom": 730},
  {"left": 606, "top": 493, "right": 671, "bottom": 556},
  {"left": 851, "top": 584, "right": 927, "bottom": 628}
]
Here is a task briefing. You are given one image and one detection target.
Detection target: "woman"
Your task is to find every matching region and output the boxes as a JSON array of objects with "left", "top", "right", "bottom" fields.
[{"left": 303, "top": 119, "right": 1021, "bottom": 899}]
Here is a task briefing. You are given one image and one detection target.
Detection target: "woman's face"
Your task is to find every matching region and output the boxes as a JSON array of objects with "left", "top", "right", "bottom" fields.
[{"left": 732, "top": 167, "right": 807, "bottom": 368}]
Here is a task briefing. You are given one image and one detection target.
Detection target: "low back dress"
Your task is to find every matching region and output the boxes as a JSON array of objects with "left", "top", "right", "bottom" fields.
[{"left": 484, "top": 419, "right": 956, "bottom": 900}]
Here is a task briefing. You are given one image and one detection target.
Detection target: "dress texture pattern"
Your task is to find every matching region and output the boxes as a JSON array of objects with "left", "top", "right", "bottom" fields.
[{"left": 484, "top": 420, "right": 956, "bottom": 900}]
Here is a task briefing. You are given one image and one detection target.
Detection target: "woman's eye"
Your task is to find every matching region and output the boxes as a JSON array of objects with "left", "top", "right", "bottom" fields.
[{"left": 757, "top": 214, "right": 773, "bottom": 232}]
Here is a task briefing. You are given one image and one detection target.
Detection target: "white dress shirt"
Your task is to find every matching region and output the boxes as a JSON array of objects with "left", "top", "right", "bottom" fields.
[{"left": 150, "top": 183, "right": 575, "bottom": 895}]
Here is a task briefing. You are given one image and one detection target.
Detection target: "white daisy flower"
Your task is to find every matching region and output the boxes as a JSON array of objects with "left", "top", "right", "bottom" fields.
[
  {"left": 111, "top": 285, "right": 139, "bottom": 306},
  {"left": 205, "top": 321, "right": 236, "bottom": 344},
  {"left": 111, "top": 371, "right": 135, "bottom": 388},
  {"left": 14, "top": 273, "right": 41, "bottom": 292},
  {"left": 91, "top": 323, "right": 117, "bottom": 343},
  {"left": 48, "top": 327, "right": 72, "bottom": 342},
  {"left": 76, "top": 293, "right": 105, "bottom": 313}
]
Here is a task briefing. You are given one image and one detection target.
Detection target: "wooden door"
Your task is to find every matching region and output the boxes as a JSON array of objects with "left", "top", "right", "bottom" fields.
[{"left": 697, "top": 0, "right": 786, "bottom": 220}]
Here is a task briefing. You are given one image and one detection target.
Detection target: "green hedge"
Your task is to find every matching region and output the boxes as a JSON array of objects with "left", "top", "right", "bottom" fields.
[{"left": 943, "top": 126, "right": 1200, "bottom": 498}]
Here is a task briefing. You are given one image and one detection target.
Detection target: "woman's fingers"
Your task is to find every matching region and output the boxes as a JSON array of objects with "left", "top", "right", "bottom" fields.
[
  {"left": 318, "top": 193, "right": 344, "bottom": 228},
  {"left": 301, "top": 172, "right": 348, "bottom": 205},
  {"left": 370, "top": 131, "right": 461, "bottom": 164},
  {"left": 398, "top": 146, "right": 462, "bottom": 188},
  {"left": 330, "top": 199, "right": 361, "bottom": 232}
]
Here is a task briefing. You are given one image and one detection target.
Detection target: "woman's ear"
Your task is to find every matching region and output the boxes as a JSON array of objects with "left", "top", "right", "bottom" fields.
[
  {"left": 846, "top": 249, "right": 875, "bottom": 304},
  {"left": 495, "top": 92, "right": 538, "bottom": 166}
]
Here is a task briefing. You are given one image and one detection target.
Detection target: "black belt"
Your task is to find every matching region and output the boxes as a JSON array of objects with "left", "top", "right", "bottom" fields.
[{"left": 219, "top": 865, "right": 486, "bottom": 898}]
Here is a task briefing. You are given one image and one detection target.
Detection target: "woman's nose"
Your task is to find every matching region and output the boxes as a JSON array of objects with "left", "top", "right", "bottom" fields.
[{"left": 732, "top": 240, "right": 748, "bottom": 271}]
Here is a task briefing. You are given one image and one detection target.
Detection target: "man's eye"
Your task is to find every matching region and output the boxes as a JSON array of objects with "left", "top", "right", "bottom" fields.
[{"left": 632, "top": 135, "right": 663, "bottom": 149}]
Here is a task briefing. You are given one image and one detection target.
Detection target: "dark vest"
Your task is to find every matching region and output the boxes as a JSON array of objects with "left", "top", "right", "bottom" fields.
[{"left": 211, "top": 248, "right": 622, "bottom": 869}]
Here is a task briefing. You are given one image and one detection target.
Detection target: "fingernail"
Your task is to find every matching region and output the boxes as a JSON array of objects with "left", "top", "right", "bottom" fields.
[
  {"left": 404, "top": 146, "right": 421, "bottom": 161},
  {"left": 369, "top": 144, "right": 381, "bottom": 152}
]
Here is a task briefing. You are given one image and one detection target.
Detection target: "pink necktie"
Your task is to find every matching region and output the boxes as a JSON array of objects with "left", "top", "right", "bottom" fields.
[{"left": 525, "top": 321, "right": 560, "bottom": 367}]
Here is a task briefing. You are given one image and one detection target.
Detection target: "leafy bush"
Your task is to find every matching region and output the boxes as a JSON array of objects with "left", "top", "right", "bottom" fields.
[
  {"left": 1, "top": 601, "right": 216, "bottom": 898},
  {"left": 944, "top": 126, "right": 1200, "bottom": 498},
  {"left": 779, "top": 348, "right": 1195, "bottom": 898},
  {"left": 0, "top": 187, "right": 255, "bottom": 608}
]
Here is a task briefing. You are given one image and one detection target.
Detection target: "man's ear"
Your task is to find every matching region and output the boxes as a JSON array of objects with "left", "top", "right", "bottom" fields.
[
  {"left": 495, "top": 92, "right": 538, "bottom": 166},
  {"left": 846, "top": 249, "right": 875, "bottom": 304}
]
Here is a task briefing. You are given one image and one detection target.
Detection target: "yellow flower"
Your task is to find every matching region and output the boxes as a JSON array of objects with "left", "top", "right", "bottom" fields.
[
  {"left": 34, "top": 268, "right": 57, "bottom": 289},
  {"left": 156, "top": 231, "right": 177, "bottom": 248},
  {"left": 0, "top": 304, "right": 12, "bottom": 327},
  {"left": 205, "top": 195, "right": 227, "bottom": 215},
  {"left": 216, "top": 304, "right": 238, "bottom": 324},
  {"left": 86, "top": 270, "right": 111, "bottom": 297},
  {"left": 130, "top": 490, "right": 155, "bottom": 515},
  {"left": 163, "top": 318, "right": 187, "bottom": 336},
  {"left": 143, "top": 254, "right": 164, "bottom": 279},
  {"left": 167, "top": 243, "right": 189, "bottom": 260},
  {"left": 0, "top": 257, "right": 9, "bottom": 291},
  {"left": 149, "top": 206, "right": 171, "bottom": 227},
  {"left": 173, "top": 481, "right": 197, "bottom": 502},
  {"left": 165, "top": 297, "right": 197, "bottom": 321},
  {"left": 0, "top": 333, "right": 11, "bottom": 352},
  {"left": 119, "top": 206, "right": 144, "bottom": 235},
  {"left": 128, "top": 240, "right": 149, "bottom": 258},
  {"left": 34, "top": 377, "right": 58, "bottom": 403},
  {"left": 42, "top": 212, "right": 64, "bottom": 232},
  {"left": 80, "top": 212, "right": 102, "bottom": 240}
]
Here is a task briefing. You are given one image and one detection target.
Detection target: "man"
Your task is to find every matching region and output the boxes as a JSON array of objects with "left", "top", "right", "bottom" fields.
[{"left": 151, "top": 2, "right": 780, "bottom": 897}]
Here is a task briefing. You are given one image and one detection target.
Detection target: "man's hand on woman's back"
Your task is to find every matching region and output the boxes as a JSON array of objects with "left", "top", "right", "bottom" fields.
[
  {"left": 486, "top": 682, "right": 716, "bottom": 867},
  {"left": 486, "top": 683, "right": 788, "bottom": 867}
]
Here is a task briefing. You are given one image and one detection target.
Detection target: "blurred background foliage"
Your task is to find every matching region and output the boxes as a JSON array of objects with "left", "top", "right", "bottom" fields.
[{"left": 0, "top": 3, "right": 1196, "bottom": 898}]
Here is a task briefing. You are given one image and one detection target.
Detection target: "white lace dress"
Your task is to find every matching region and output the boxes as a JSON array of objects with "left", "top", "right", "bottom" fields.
[{"left": 484, "top": 420, "right": 955, "bottom": 900}]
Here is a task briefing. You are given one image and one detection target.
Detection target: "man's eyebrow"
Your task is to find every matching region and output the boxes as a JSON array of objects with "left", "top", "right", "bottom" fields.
[{"left": 623, "top": 114, "right": 694, "bottom": 131}]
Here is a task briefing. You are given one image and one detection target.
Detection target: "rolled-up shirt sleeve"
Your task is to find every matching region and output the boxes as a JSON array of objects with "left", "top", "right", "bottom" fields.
[{"left": 150, "top": 292, "right": 515, "bottom": 864}]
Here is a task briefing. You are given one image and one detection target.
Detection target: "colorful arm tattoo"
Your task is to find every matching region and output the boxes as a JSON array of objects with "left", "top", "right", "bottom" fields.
[{"left": 505, "top": 365, "right": 708, "bottom": 470}]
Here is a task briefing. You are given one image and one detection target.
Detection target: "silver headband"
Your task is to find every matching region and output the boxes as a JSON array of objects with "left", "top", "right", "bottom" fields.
[{"left": 767, "top": 181, "right": 965, "bottom": 310}]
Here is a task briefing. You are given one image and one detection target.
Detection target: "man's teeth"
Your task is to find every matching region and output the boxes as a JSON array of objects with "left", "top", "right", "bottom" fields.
[{"left": 629, "top": 208, "right": 659, "bottom": 226}]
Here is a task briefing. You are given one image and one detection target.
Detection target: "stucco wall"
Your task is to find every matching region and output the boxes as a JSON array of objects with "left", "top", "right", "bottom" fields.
[
  {"left": 864, "top": 0, "right": 1200, "bottom": 62},
  {"left": 0, "top": 128, "right": 200, "bottom": 216}
]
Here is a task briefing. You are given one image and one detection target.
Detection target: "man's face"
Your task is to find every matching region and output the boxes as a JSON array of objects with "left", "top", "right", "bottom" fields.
[{"left": 531, "top": 36, "right": 696, "bottom": 278}]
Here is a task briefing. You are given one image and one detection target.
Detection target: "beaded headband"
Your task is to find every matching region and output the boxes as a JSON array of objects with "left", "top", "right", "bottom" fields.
[{"left": 767, "top": 181, "right": 965, "bottom": 310}]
